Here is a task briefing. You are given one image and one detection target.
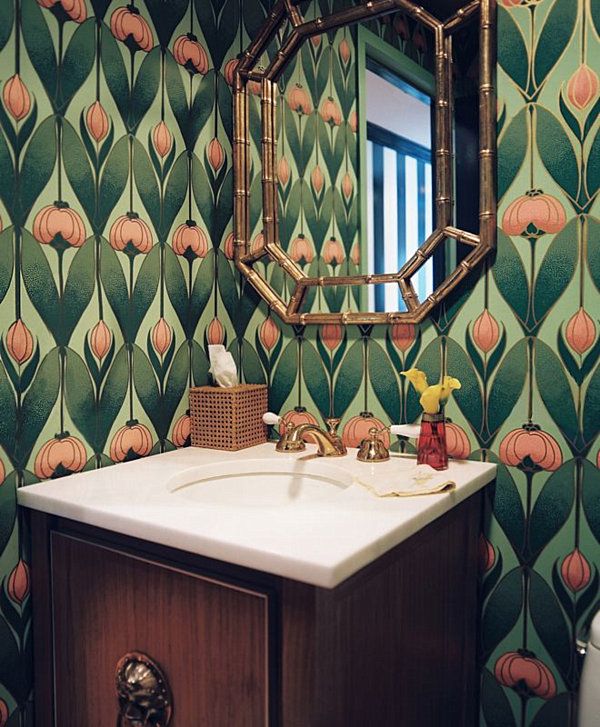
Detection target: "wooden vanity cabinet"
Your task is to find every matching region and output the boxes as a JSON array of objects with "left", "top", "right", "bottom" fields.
[{"left": 28, "top": 492, "right": 481, "bottom": 727}]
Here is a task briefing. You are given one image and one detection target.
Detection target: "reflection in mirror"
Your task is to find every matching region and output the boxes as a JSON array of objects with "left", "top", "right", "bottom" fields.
[
  {"left": 365, "top": 60, "right": 434, "bottom": 311},
  {"left": 233, "top": 0, "right": 495, "bottom": 324},
  {"left": 298, "top": 280, "right": 406, "bottom": 316}
]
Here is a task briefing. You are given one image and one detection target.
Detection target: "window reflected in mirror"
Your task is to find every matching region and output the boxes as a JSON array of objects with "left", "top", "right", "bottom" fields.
[{"left": 365, "top": 62, "right": 433, "bottom": 312}]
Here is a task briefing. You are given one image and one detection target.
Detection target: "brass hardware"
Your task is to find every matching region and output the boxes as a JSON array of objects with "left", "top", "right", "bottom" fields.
[
  {"left": 276, "top": 418, "right": 307, "bottom": 452},
  {"left": 276, "top": 416, "right": 347, "bottom": 457},
  {"left": 357, "top": 427, "right": 391, "bottom": 463},
  {"left": 115, "top": 651, "right": 173, "bottom": 727},
  {"left": 233, "top": 0, "right": 496, "bottom": 324}
]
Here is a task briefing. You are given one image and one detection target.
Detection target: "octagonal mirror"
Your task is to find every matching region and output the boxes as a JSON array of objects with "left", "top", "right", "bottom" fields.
[{"left": 233, "top": 0, "right": 496, "bottom": 324}]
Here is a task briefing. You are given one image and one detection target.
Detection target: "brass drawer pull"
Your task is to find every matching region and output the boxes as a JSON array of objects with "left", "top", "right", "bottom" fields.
[{"left": 115, "top": 651, "right": 173, "bottom": 726}]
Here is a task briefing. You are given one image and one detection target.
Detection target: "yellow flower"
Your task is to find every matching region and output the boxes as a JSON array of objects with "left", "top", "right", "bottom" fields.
[
  {"left": 420, "top": 384, "right": 444, "bottom": 415},
  {"left": 402, "top": 369, "right": 461, "bottom": 413},
  {"left": 440, "top": 376, "right": 461, "bottom": 402},
  {"left": 401, "top": 368, "right": 429, "bottom": 394}
]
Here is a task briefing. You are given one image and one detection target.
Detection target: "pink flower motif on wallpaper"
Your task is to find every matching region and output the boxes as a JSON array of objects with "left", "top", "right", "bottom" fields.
[
  {"left": 3, "top": 74, "right": 31, "bottom": 121},
  {"left": 223, "top": 232, "right": 235, "bottom": 260},
  {"left": 207, "top": 317, "right": 225, "bottom": 345},
  {"left": 152, "top": 121, "right": 173, "bottom": 159},
  {"left": 7, "top": 559, "right": 30, "bottom": 606},
  {"left": 173, "top": 33, "right": 209, "bottom": 75},
  {"left": 341, "top": 172, "right": 353, "bottom": 201},
  {"left": 320, "top": 97, "right": 342, "bottom": 126},
  {"left": 110, "top": 6, "right": 153, "bottom": 53},
  {"left": 0, "top": 698, "right": 7, "bottom": 727},
  {"left": 495, "top": 651, "right": 557, "bottom": 700},
  {"left": 277, "top": 156, "right": 291, "bottom": 187},
  {"left": 0, "top": 458, "right": 5, "bottom": 485},
  {"left": 338, "top": 37, "right": 351, "bottom": 65},
  {"left": 109, "top": 213, "right": 153, "bottom": 255},
  {"left": 259, "top": 317, "right": 280, "bottom": 352},
  {"left": 473, "top": 309, "right": 500, "bottom": 353},
  {"left": 567, "top": 64, "right": 599, "bottom": 111},
  {"left": 311, "top": 165, "right": 325, "bottom": 195},
  {"left": 393, "top": 14, "right": 410, "bottom": 40},
  {"left": 288, "top": 84, "right": 313, "bottom": 115},
  {"left": 350, "top": 241, "right": 360, "bottom": 265},
  {"left": 279, "top": 408, "right": 319, "bottom": 442},
  {"left": 290, "top": 234, "right": 314, "bottom": 265},
  {"left": 171, "top": 414, "right": 191, "bottom": 448},
  {"left": 151, "top": 318, "right": 173, "bottom": 357},
  {"left": 561, "top": 548, "right": 591, "bottom": 593},
  {"left": 390, "top": 322, "right": 416, "bottom": 352},
  {"left": 412, "top": 25, "right": 427, "bottom": 54},
  {"left": 348, "top": 110, "right": 358, "bottom": 133},
  {"left": 502, "top": 190, "right": 566, "bottom": 239},
  {"left": 33, "top": 203, "right": 86, "bottom": 248},
  {"left": 445, "top": 422, "right": 471, "bottom": 459},
  {"left": 207, "top": 137, "right": 225, "bottom": 173},
  {"left": 246, "top": 79, "right": 262, "bottom": 96},
  {"left": 565, "top": 307, "right": 596, "bottom": 355},
  {"left": 37, "top": 0, "right": 87, "bottom": 23},
  {"left": 499, "top": 425, "right": 563, "bottom": 472},
  {"left": 251, "top": 232, "right": 265, "bottom": 255},
  {"left": 89, "top": 320, "right": 112, "bottom": 361},
  {"left": 321, "top": 323, "right": 343, "bottom": 352},
  {"left": 342, "top": 413, "right": 390, "bottom": 449},
  {"left": 323, "top": 237, "right": 345, "bottom": 266},
  {"left": 110, "top": 422, "right": 153, "bottom": 462},
  {"left": 6, "top": 319, "right": 34, "bottom": 365},
  {"left": 34, "top": 435, "right": 87, "bottom": 479},
  {"left": 86, "top": 100, "right": 110, "bottom": 143},
  {"left": 223, "top": 58, "right": 239, "bottom": 87},
  {"left": 172, "top": 221, "right": 208, "bottom": 259}
]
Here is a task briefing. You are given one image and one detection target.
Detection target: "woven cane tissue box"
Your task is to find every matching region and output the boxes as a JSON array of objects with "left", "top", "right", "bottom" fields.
[{"left": 189, "top": 384, "right": 268, "bottom": 451}]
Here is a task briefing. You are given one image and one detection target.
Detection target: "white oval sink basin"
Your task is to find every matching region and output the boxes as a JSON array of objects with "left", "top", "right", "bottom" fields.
[{"left": 167, "top": 458, "right": 352, "bottom": 507}]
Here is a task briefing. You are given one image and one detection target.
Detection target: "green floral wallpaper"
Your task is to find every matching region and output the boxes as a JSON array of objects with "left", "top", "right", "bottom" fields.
[{"left": 0, "top": 0, "right": 598, "bottom": 725}]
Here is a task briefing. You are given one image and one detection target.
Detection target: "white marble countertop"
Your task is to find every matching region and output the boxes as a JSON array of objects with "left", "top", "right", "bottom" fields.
[{"left": 17, "top": 443, "right": 496, "bottom": 588}]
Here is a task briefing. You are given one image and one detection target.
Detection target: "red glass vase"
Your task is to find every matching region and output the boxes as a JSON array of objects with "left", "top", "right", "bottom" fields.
[{"left": 417, "top": 412, "right": 448, "bottom": 470}]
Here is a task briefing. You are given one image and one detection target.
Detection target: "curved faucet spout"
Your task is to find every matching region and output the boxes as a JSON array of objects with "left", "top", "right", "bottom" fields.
[
  {"left": 291, "top": 423, "right": 347, "bottom": 457},
  {"left": 274, "top": 413, "right": 347, "bottom": 457}
]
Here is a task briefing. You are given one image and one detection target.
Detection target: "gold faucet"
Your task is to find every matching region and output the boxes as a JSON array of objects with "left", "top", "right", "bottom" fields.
[{"left": 267, "top": 415, "right": 347, "bottom": 457}]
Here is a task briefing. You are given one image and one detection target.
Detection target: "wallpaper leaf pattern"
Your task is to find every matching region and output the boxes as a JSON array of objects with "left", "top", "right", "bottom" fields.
[{"left": 0, "top": 0, "right": 597, "bottom": 725}]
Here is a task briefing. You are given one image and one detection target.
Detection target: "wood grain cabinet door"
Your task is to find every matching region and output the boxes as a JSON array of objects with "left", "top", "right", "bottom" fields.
[{"left": 50, "top": 533, "right": 270, "bottom": 727}]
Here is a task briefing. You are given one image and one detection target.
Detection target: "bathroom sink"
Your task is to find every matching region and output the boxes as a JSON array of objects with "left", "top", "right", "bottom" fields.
[
  {"left": 18, "top": 443, "right": 497, "bottom": 586},
  {"left": 166, "top": 458, "right": 352, "bottom": 507}
]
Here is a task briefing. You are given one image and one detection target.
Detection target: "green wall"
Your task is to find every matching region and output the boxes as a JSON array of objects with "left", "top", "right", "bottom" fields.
[{"left": 0, "top": 1, "right": 598, "bottom": 725}]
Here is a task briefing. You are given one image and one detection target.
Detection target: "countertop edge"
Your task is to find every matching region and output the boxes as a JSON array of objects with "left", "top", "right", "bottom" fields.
[{"left": 17, "top": 460, "right": 496, "bottom": 589}]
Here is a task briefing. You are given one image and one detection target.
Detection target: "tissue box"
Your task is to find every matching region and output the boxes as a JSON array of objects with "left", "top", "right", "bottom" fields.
[{"left": 189, "top": 384, "right": 268, "bottom": 451}]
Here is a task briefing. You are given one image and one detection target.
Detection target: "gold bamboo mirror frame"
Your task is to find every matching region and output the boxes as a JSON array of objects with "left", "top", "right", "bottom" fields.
[{"left": 233, "top": 0, "right": 496, "bottom": 325}]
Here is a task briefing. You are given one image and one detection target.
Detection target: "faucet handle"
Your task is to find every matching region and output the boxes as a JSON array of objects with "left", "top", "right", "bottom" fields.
[
  {"left": 324, "top": 417, "right": 341, "bottom": 437},
  {"left": 357, "top": 427, "right": 391, "bottom": 462},
  {"left": 390, "top": 424, "right": 421, "bottom": 439},
  {"left": 263, "top": 412, "right": 282, "bottom": 426}
]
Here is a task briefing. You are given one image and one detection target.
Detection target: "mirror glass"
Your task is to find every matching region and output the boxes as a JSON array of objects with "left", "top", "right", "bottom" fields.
[{"left": 237, "top": 0, "right": 490, "bottom": 322}]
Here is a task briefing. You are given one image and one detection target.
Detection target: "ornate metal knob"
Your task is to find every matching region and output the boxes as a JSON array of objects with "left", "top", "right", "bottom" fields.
[
  {"left": 324, "top": 417, "right": 341, "bottom": 436},
  {"left": 115, "top": 652, "right": 173, "bottom": 727}
]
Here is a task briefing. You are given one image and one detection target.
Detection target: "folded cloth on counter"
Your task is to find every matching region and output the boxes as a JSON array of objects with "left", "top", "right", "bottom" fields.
[{"left": 354, "top": 460, "right": 456, "bottom": 497}]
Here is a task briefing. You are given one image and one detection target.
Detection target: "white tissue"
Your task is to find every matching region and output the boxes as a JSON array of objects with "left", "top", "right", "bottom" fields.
[{"left": 208, "top": 344, "right": 239, "bottom": 388}]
